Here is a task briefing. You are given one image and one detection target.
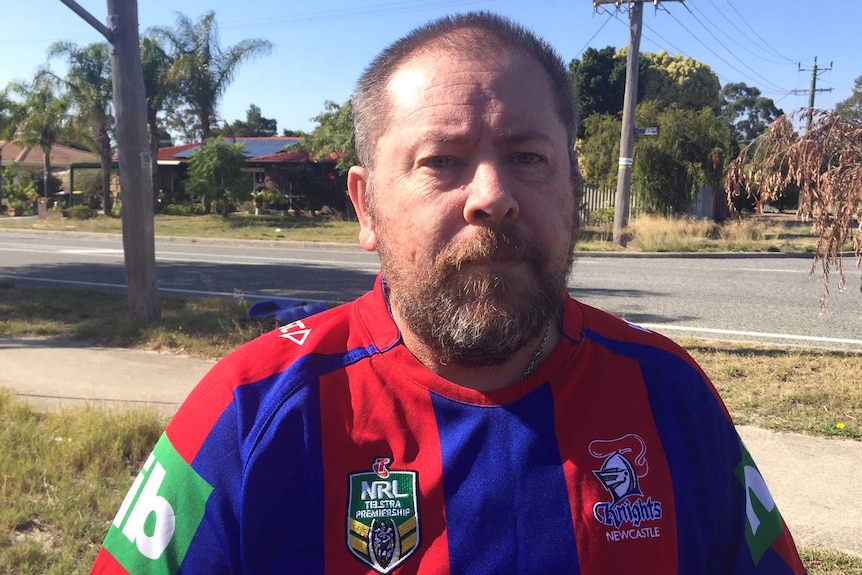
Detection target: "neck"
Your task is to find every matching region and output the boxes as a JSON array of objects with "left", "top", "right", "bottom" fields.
[{"left": 393, "top": 310, "right": 559, "bottom": 392}]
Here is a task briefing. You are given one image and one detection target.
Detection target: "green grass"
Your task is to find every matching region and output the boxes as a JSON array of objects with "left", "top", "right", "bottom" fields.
[
  {"left": 683, "top": 340, "right": 861, "bottom": 440},
  {"left": 0, "top": 212, "right": 362, "bottom": 243},
  {"left": 799, "top": 547, "right": 862, "bottom": 574},
  {"left": 0, "top": 283, "right": 273, "bottom": 359},
  {"left": 0, "top": 389, "right": 165, "bottom": 574}
]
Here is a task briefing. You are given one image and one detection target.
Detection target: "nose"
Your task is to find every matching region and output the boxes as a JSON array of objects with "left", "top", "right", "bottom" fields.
[{"left": 463, "top": 162, "right": 519, "bottom": 226}]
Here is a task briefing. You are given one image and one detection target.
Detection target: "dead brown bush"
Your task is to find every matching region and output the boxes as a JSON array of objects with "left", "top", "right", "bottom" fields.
[{"left": 725, "top": 110, "right": 862, "bottom": 307}]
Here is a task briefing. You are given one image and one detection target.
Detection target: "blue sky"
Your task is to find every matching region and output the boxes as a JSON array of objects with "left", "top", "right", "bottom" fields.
[{"left": 3, "top": 0, "right": 859, "bottom": 137}]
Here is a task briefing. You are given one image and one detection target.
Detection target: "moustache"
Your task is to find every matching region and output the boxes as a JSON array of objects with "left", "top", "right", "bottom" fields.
[{"left": 436, "top": 227, "right": 544, "bottom": 272}]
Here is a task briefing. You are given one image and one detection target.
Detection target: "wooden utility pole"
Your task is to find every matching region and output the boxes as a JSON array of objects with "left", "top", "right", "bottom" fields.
[
  {"left": 793, "top": 57, "right": 833, "bottom": 131},
  {"left": 593, "top": 0, "right": 682, "bottom": 247},
  {"left": 59, "top": 0, "right": 161, "bottom": 322}
]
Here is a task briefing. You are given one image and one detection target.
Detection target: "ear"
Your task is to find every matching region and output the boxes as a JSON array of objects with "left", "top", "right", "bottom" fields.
[{"left": 347, "top": 165, "right": 377, "bottom": 252}]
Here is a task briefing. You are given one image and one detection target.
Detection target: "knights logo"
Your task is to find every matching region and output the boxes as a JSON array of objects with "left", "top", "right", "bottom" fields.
[
  {"left": 348, "top": 458, "right": 419, "bottom": 574},
  {"left": 589, "top": 434, "right": 663, "bottom": 531}
]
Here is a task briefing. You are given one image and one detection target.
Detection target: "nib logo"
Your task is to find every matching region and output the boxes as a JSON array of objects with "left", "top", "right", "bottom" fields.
[
  {"left": 103, "top": 434, "right": 213, "bottom": 575},
  {"left": 113, "top": 453, "right": 176, "bottom": 559}
]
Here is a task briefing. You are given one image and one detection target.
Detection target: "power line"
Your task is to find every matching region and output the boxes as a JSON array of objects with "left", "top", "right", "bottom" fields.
[
  {"left": 695, "top": 0, "right": 790, "bottom": 66},
  {"left": 664, "top": 6, "right": 785, "bottom": 92},
  {"left": 723, "top": 0, "right": 796, "bottom": 63},
  {"left": 681, "top": 2, "right": 787, "bottom": 93},
  {"left": 575, "top": 12, "right": 615, "bottom": 58}
]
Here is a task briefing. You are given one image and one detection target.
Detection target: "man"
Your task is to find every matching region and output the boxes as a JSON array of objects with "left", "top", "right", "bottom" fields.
[{"left": 92, "top": 12, "right": 805, "bottom": 575}]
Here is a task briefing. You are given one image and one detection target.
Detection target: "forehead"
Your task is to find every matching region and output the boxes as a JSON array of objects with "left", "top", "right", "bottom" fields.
[{"left": 383, "top": 47, "right": 561, "bottom": 138}]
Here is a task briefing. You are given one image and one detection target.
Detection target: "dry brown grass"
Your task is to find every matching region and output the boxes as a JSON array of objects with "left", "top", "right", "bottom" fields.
[{"left": 683, "top": 339, "right": 861, "bottom": 439}]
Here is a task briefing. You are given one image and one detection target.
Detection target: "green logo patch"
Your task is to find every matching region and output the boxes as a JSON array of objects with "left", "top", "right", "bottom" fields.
[
  {"left": 734, "top": 439, "right": 784, "bottom": 564},
  {"left": 348, "top": 458, "right": 419, "bottom": 574},
  {"left": 103, "top": 433, "right": 213, "bottom": 575}
]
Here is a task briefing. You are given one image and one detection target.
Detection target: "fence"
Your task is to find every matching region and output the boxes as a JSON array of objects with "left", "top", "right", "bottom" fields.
[{"left": 579, "top": 184, "right": 640, "bottom": 225}]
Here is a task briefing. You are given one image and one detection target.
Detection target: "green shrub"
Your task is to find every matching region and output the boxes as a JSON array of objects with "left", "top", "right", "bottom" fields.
[
  {"left": 162, "top": 203, "right": 206, "bottom": 216},
  {"left": 65, "top": 205, "right": 96, "bottom": 220},
  {"left": 590, "top": 206, "right": 615, "bottom": 226}
]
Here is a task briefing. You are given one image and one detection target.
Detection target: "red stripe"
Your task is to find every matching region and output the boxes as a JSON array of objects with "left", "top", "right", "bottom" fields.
[
  {"left": 89, "top": 547, "right": 131, "bottom": 575},
  {"left": 166, "top": 365, "right": 242, "bottom": 464},
  {"left": 319, "top": 359, "right": 450, "bottom": 574},
  {"left": 552, "top": 340, "right": 679, "bottom": 573},
  {"left": 166, "top": 309, "right": 352, "bottom": 464},
  {"left": 773, "top": 518, "right": 807, "bottom": 574}
]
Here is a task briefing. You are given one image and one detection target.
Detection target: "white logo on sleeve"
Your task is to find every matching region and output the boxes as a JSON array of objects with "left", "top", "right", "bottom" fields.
[
  {"left": 112, "top": 453, "right": 176, "bottom": 560},
  {"left": 279, "top": 319, "right": 311, "bottom": 345}
]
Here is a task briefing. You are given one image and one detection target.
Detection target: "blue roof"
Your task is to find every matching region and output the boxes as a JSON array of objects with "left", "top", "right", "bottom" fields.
[{"left": 174, "top": 138, "right": 300, "bottom": 159}]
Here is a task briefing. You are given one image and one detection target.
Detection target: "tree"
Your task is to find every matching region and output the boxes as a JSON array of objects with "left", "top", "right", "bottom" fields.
[
  {"left": 300, "top": 100, "right": 356, "bottom": 174},
  {"left": 725, "top": 111, "right": 862, "bottom": 306},
  {"left": 141, "top": 34, "right": 178, "bottom": 200},
  {"left": 0, "top": 89, "right": 23, "bottom": 206},
  {"left": 720, "top": 82, "right": 783, "bottom": 145},
  {"left": 633, "top": 102, "right": 731, "bottom": 214},
  {"left": 568, "top": 47, "right": 630, "bottom": 132},
  {"left": 578, "top": 113, "right": 621, "bottom": 187},
  {"left": 219, "top": 104, "right": 278, "bottom": 137},
  {"left": 47, "top": 41, "right": 115, "bottom": 214},
  {"left": 185, "top": 137, "right": 248, "bottom": 214},
  {"left": 6, "top": 75, "right": 70, "bottom": 199},
  {"left": 641, "top": 51, "right": 721, "bottom": 111},
  {"left": 834, "top": 75, "right": 862, "bottom": 126},
  {"left": 151, "top": 11, "right": 272, "bottom": 141}
]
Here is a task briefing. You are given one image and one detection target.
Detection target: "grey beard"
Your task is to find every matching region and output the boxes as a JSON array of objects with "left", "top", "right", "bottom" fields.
[{"left": 384, "top": 227, "right": 568, "bottom": 368}]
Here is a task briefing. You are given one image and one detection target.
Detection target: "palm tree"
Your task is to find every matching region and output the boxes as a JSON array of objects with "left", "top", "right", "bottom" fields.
[
  {"left": 151, "top": 11, "right": 272, "bottom": 141},
  {"left": 47, "top": 41, "right": 115, "bottom": 214},
  {"left": 141, "top": 34, "right": 177, "bottom": 201},
  {"left": 7, "top": 74, "right": 69, "bottom": 200}
]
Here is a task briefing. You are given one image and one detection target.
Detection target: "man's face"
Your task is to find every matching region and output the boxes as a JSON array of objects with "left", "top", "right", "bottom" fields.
[{"left": 349, "top": 45, "right": 578, "bottom": 367}]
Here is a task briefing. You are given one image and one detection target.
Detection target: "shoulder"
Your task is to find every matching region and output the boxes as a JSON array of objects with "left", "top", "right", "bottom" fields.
[
  {"left": 164, "top": 299, "right": 377, "bottom": 458},
  {"left": 568, "top": 298, "right": 731, "bottom": 421}
]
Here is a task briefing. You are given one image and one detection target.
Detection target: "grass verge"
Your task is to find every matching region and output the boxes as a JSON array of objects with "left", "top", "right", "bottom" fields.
[
  {"left": 0, "top": 283, "right": 272, "bottom": 360},
  {"left": 0, "top": 211, "right": 836, "bottom": 253},
  {"left": 1, "top": 283, "right": 859, "bottom": 441},
  {"left": 0, "top": 213, "right": 362, "bottom": 244},
  {"left": 0, "top": 389, "right": 165, "bottom": 574}
]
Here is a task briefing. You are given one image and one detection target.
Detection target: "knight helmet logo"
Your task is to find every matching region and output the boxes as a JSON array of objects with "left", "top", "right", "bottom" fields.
[
  {"left": 348, "top": 459, "right": 419, "bottom": 574},
  {"left": 590, "top": 433, "right": 649, "bottom": 502},
  {"left": 590, "top": 434, "right": 664, "bottom": 530}
]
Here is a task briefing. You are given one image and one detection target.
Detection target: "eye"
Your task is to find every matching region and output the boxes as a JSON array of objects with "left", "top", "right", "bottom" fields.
[
  {"left": 423, "top": 156, "right": 456, "bottom": 169},
  {"left": 511, "top": 152, "right": 543, "bottom": 165}
]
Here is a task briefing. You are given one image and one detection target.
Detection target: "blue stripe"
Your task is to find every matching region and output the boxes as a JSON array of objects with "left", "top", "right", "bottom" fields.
[
  {"left": 432, "top": 384, "right": 579, "bottom": 574},
  {"left": 189, "top": 347, "right": 376, "bottom": 574},
  {"left": 583, "top": 328, "right": 748, "bottom": 573}
]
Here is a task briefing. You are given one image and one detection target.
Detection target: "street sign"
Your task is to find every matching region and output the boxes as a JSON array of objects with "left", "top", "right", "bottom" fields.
[{"left": 635, "top": 127, "right": 659, "bottom": 136}]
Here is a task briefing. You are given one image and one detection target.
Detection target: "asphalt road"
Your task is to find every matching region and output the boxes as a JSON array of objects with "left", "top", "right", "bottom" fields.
[{"left": 2, "top": 228, "right": 861, "bottom": 351}]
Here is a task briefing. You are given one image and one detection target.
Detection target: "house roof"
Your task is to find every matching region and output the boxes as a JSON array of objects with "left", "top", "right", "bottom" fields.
[
  {"left": 157, "top": 136, "right": 314, "bottom": 164},
  {"left": 0, "top": 140, "right": 99, "bottom": 170}
]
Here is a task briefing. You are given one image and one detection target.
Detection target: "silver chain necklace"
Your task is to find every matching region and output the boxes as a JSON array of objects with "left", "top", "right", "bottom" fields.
[{"left": 521, "top": 323, "right": 551, "bottom": 379}]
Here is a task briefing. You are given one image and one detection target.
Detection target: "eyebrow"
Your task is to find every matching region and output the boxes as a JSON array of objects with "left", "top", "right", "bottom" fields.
[{"left": 415, "top": 129, "right": 555, "bottom": 147}]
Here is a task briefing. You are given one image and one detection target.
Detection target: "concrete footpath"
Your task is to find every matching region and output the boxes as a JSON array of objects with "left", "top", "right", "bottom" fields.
[{"left": 1, "top": 337, "right": 859, "bottom": 558}]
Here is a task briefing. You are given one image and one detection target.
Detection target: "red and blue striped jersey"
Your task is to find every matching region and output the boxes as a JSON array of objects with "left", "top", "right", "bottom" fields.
[{"left": 92, "top": 276, "right": 805, "bottom": 575}]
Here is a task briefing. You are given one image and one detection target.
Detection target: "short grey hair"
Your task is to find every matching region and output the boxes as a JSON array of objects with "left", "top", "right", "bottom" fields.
[{"left": 352, "top": 11, "right": 579, "bottom": 172}]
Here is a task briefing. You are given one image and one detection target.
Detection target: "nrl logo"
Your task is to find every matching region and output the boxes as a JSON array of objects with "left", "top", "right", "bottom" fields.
[{"left": 348, "top": 458, "right": 420, "bottom": 574}]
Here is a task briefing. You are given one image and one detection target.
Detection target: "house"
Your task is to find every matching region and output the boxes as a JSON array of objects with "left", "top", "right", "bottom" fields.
[
  {"left": 156, "top": 136, "right": 349, "bottom": 214},
  {"left": 0, "top": 140, "right": 100, "bottom": 195}
]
